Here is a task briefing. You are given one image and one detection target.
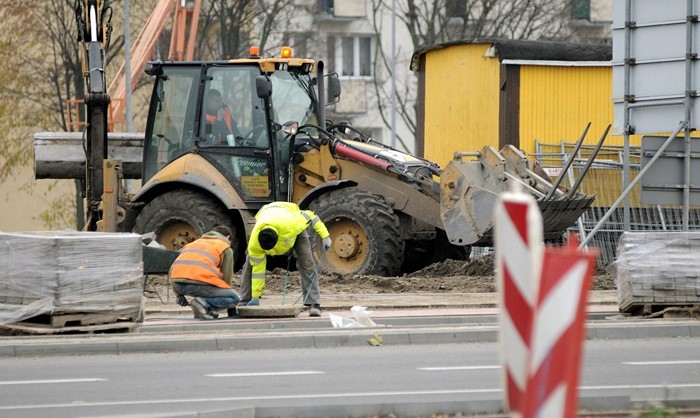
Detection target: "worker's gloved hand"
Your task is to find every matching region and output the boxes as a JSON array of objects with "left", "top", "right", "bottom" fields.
[
  {"left": 175, "top": 295, "right": 189, "bottom": 307},
  {"left": 322, "top": 237, "right": 332, "bottom": 252},
  {"left": 246, "top": 298, "right": 260, "bottom": 306}
]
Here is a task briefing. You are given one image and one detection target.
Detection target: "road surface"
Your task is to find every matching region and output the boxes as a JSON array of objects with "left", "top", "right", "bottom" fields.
[{"left": 0, "top": 338, "right": 698, "bottom": 417}]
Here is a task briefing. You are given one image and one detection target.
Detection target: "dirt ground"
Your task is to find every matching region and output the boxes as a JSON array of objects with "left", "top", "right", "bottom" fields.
[
  {"left": 263, "top": 257, "right": 616, "bottom": 294},
  {"left": 148, "top": 256, "right": 616, "bottom": 296}
]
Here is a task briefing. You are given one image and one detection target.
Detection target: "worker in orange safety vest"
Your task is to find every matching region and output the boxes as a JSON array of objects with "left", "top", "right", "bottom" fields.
[
  {"left": 170, "top": 226, "right": 240, "bottom": 319},
  {"left": 204, "top": 88, "right": 241, "bottom": 143}
]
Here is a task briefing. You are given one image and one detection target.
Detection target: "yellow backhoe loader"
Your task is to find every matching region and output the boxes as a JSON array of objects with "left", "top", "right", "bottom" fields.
[{"left": 33, "top": 1, "right": 595, "bottom": 276}]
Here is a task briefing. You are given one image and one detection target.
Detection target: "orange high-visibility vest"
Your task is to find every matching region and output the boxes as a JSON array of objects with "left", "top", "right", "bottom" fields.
[
  {"left": 170, "top": 238, "right": 231, "bottom": 288},
  {"left": 204, "top": 107, "right": 233, "bottom": 132}
]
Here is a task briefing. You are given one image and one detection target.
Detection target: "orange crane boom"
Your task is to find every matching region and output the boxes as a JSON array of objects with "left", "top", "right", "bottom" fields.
[
  {"left": 108, "top": 0, "right": 201, "bottom": 131},
  {"left": 69, "top": 0, "right": 200, "bottom": 133}
]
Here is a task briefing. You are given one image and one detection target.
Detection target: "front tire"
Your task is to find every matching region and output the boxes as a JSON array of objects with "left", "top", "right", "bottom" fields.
[
  {"left": 309, "top": 188, "right": 404, "bottom": 276},
  {"left": 133, "top": 189, "right": 237, "bottom": 255}
]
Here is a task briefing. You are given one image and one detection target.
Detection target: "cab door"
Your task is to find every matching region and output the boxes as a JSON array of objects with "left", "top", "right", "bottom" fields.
[
  {"left": 196, "top": 65, "right": 279, "bottom": 203},
  {"left": 142, "top": 64, "right": 200, "bottom": 183}
]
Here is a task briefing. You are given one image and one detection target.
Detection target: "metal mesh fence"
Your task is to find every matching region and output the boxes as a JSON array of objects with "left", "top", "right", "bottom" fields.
[{"left": 533, "top": 141, "right": 700, "bottom": 265}]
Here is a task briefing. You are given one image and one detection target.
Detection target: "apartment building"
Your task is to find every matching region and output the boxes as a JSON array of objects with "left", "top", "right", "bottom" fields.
[{"left": 274, "top": 0, "right": 612, "bottom": 156}]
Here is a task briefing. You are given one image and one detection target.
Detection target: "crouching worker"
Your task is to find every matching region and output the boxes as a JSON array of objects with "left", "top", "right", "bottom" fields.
[
  {"left": 169, "top": 226, "right": 240, "bottom": 319},
  {"left": 239, "top": 202, "right": 332, "bottom": 317}
]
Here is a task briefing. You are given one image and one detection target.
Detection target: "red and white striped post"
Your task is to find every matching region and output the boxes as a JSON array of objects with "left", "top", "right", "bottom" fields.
[
  {"left": 524, "top": 233, "right": 596, "bottom": 418},
  {"left": 494, "top": 187, "right": 544, "bottom": 417}
]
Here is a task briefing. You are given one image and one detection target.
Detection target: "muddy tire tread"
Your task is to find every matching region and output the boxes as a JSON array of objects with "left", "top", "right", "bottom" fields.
[
  {"left": 310, "top": 188, "right": 404, "bottom": 276},
  {"left": 133, "top": 189, "right": 237, "bottom": 254}
]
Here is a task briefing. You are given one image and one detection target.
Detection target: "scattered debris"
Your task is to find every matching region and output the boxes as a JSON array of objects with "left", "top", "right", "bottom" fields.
[{"left": 367, "top": 334, "right": 383, "bottom": 346}]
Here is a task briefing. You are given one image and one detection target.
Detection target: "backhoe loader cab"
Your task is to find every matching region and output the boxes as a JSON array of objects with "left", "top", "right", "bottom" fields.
[
  {"left": 131, "top": 56, "right": 327, "bottom": 255},
  {"left": 143, "top": 59, "right": 316, "bottom": 198}
]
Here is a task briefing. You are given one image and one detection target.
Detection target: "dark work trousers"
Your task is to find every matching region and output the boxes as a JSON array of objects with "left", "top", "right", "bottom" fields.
[
  {"left": 172, "top": 282, "right": 240, "bottom": 312},
  {"left": 239, "top": 229, "right": 320, "bottom": 306}
]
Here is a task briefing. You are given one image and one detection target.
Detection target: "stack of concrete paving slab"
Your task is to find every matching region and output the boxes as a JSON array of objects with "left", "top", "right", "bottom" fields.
[
  {"left": 615, "top": 231, "right": 700, "bottom": 314},
  {"left": 0, "top": 231, "right": 144, "bottom": 331}
]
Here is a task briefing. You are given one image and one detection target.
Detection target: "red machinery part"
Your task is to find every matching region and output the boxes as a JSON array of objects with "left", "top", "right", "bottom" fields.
[{"left": 334, "top": 142, "right": 391, "bottom": 170}]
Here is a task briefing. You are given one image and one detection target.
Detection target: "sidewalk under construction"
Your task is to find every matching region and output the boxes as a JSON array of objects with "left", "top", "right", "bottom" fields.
[{"left": 1, "top": 290, "right": 699, "bottom": 359}]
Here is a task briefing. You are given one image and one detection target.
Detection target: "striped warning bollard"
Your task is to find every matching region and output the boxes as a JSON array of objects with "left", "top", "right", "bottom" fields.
[
  {"left": 494, "top": 187, "right": 544, "bottom": 417},
  {"left": 524, "top": 233, "right": 596, "bottom": 418}
]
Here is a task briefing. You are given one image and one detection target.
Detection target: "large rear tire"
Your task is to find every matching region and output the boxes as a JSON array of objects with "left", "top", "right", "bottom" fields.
[
  {"left": 133, "top": 190, "right": 237, "bottom": 255},
  {"left": 309, "top": 188, "right": 404, "bottom": 276}
]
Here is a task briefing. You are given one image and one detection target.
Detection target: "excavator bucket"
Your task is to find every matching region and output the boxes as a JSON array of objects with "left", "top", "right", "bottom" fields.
[{"left": 439, "top": 145, "right": 595, "bottom": 246}]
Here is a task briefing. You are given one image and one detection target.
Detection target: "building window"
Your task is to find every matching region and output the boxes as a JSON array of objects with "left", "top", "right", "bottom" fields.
[
  {"left": 572, "top": 0, "right": 590, "bottom": 20},
  {"left": 283, "top": 32, "right": 310, "bottom": 58},
  {"left": 319, "top": 0, "right": 334, "bottom": 14},
  {"left": 327, "top": 35, "right": 373, "bottom": 78}
]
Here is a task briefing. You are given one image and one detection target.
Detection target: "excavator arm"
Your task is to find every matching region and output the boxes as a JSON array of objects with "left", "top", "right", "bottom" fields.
[{"left": 76, "top": 0, "right": 113, "bottom": 231}]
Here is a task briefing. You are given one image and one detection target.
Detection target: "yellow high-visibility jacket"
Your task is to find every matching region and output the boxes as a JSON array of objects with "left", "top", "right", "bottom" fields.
[{"left": 248, "top": 202, "right": 329, "bottom": 298}]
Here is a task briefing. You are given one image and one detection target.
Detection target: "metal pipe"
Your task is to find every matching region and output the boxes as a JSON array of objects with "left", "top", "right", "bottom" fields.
[
  {"left": 683, "top": 0, "right": 693, "bottom": 230},
  {"left": 453, "top": 151, "right": 481, "bottom": 160},
  {"left": 390, "top": 0, "right": 397, "bottom": 148},
  {"left": 124, "top": 0, "right": 133, "bottom": 132},
  {"left": 623, "top": 0, "right": 632, "bottom": 232},
  {"left": 567, "top": 124, "right": 611, "bottom": 197},
  {"left": 317, "top": 61, "right": 326, "bottom": 129},
  {"left": 545, "top": 122, "right": 590, "bottom": 199},
  {"left": 580, "top": 122, "right": 686, "bottom": 248},
  {"left": 627, "top": 98, "right": 686, "bottom": 107}
]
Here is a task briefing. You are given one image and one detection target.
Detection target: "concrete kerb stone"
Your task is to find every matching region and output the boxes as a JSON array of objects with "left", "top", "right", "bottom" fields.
[
  {"left": 163, "top": 395, "right": 636, "bottom": 418},
  {"left": 593, "top": 322, "right": 700, "bottom": 339},
  {"left": 0, "top": 289, "right": 695, "bottom": 358},
  {"left": 1, "top": 317, "right": 699, "bottom": 357}
]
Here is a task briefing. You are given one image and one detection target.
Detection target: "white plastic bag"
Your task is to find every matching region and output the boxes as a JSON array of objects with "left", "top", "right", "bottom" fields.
[
  {"left": 329, "top": 306, "right": 378, "bottom": 328},
  {"left": 351, "top": 306, "right": 377, "bottom": 327}
]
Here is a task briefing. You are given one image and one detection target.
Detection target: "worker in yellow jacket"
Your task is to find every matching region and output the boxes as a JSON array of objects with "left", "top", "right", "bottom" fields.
[
  {"left": 170, "top": 226, "right": 240, "bottom": 319},
  {"left": 239, "top": 202, "right": 332, "bottom": 317}
]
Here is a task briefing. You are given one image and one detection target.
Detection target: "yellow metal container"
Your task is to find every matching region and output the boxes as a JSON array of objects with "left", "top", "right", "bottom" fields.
[
  {"left": 422, "top": 44, "right": 501, "bottom": 167},
  {"left": 518, "top": 64, "right": 617, "bottom": 155},
  {"left": 412, "top": 39, "right": 620, "bottom": 169}
]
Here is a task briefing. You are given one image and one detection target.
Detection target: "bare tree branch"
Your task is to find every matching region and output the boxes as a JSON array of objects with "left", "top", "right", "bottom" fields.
[{"left": 367, "top": 0, "right": 575, "bottom": 149}]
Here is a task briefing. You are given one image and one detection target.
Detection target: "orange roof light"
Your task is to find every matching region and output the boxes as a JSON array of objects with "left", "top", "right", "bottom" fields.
[
  {"left": 249, "top": 46, "right": 260, "bottom": 58},
  {"left": 281, "top": 46, "right": 293, "bottom": 59}
]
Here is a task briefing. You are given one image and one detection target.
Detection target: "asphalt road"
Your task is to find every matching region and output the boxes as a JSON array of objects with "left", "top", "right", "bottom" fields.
[{"left": 0, "top": 338, "right": 699, "bottom": 417}]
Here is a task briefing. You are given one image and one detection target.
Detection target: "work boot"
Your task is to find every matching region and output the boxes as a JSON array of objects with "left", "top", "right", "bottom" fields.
[
  {"left": 309, "top": 304, "right": 321, "bottom": 317},
  {"left": 198, "top": 298, "right": 219, "bottom": 318},
  {"left": 190, "top": 298, "right": 214, "bottom": 320}
]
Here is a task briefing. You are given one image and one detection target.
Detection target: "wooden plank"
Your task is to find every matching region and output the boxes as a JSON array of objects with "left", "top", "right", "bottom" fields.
[
  {"left": 622, "top": 301, "right": 700, "bottom": 315},
  {"left": 49, "top": 312, "right": 141, "bottom": 328},
  {"left": 0, "top": 321, "right": 138, "bottom": 335}
]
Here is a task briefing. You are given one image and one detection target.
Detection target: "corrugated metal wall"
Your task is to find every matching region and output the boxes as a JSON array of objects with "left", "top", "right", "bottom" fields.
[
  {"left": 423, "top": 44, "right": 501, "bottom": 168},
  {"left": 420, "top": 43, "right": 643, "bottom": 170},
  {"left": 518, "top": 64, "right": 619, "bottom": 156}
]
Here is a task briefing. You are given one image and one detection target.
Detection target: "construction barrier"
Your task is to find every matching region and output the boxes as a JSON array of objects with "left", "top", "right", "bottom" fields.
[{"left": 496, "top": 186, "right": 596, "bottom": 418}]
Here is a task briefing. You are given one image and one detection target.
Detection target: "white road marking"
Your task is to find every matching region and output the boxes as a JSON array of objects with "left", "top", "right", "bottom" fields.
[
  {"left": 581, "top": 384, "right": 700, "bottom": 390},
  {"left": 418, "top": 366, "right": 501, "bottom": 371},
  {"left": 0, "top": 378, "right": 106, "bottom": 386},
  {"left": 623, "top": 360, "right": 700, "bottom": 366},
  {"left": 2, "top": 384, "right": 700, "bottom": 411},
  {"left": 0, "top": 389, "right": 496, "bottom": 410},
  {"left": 206, "top": 371, "right": 323, "bottom": 377}
]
